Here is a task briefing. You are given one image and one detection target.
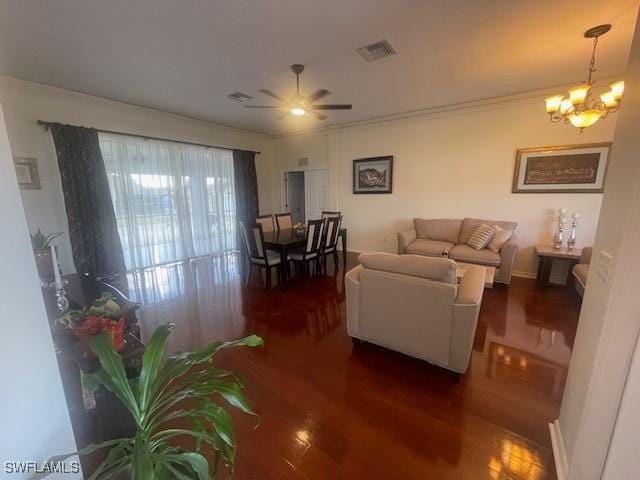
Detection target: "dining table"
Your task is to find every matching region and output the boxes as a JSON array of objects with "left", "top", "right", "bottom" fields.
[{"left": 262, "top": 226, "right": 347, "bottom": 290}]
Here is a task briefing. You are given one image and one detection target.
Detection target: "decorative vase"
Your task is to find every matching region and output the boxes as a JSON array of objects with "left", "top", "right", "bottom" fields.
[
  {"left": 553, "top": 226, "right": 564, "bottom": 249},
  {"left": 553, "top": 208, "right": 567, "bottom": 249},
  {"left": 34, "top": 249, "right": 55, "bottom": 284},
  {"left": 568, "top": 213, "right": 580, "bottom": 250}
]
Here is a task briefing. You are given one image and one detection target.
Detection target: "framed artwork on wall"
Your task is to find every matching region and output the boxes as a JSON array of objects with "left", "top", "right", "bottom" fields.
[
  {"left": 14, "top": 157, "right": 41, "bottom": 190},
  {"left": 353, "top": 156, "right": 393, "bottom": 194},
  {"left": 512, "top": 143, "right": 611, "bottom": 193}
]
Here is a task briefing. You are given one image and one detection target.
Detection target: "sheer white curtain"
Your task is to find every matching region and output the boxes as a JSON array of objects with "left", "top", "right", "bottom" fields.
[{"left": 99, "top": 133, "right": 236, "bottom": 271}]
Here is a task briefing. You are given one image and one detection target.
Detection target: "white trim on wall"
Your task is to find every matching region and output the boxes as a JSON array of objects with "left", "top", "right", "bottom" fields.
[{"left": 550, "top": 420, "right": 569, "bottom": 480}]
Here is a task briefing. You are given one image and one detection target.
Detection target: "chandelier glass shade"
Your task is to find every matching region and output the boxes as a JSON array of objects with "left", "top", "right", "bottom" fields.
[{"left": 545, "top": 25, "right": 624, "bottom": 131}]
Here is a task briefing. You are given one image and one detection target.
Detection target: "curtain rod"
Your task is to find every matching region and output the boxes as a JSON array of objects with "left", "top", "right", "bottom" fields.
[{"left": 37, "top": 120, "right": 261, "bottom": 155}]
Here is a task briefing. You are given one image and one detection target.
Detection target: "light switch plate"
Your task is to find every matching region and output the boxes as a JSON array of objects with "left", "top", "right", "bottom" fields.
[{"left": 597, "top": 250, "right": 613, "bottom": 283}]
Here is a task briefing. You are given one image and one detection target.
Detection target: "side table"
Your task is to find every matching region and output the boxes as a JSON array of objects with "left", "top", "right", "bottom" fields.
[{"left": 535, "top": 245, "right": 582, "bottom": 290}]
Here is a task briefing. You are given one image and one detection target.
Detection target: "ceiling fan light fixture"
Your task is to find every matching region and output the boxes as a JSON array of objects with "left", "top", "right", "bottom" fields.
[{"left": 290, "top": 107, "right": 306, "bottom": 116}]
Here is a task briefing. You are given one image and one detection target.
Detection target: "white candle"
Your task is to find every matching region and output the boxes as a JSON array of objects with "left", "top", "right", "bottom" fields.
[{"left": 51, "top": 244, "right": 63, "bottom": 289}]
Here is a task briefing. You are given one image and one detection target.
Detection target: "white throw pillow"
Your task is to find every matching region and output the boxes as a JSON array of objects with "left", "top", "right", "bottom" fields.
[
  {"left": 467, "top": 224, "right": 495, "bottom": 250},
  {"left": 488, "top": 225, "right": 514, "bottom": 253}
]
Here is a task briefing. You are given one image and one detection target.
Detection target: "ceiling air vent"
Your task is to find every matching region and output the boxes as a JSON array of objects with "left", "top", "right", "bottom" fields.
[
  {"left": 227, "top": 92, "right": 253, "bottom": 102},
  {"left": 356, "top": 39, "right": 397, "bottom": 62}
]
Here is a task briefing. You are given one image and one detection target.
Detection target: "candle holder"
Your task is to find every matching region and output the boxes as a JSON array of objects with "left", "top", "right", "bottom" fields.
[
  {"left": 553, "top": 208, "right": 568, "bottom": 249},
  {"left": 567, "top": 213, "right": 580, "bottom": 250},
  {"left": 55, "top": 286, "right": 69, "bottom": 313}
]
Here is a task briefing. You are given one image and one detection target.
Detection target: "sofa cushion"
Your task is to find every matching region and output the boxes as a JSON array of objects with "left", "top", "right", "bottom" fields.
[
  {"left": 467, "top": 224, "right": 495, "bottom": 250},
  {"left": 487, "top": 225, "right": 514, "bottom": 253},
  {"left": 359, "top": 252, "right": 457, "bottom": 284},
  {"left": 573, "top": 263, "right": 589, "bottom": 289},
  {"left": 459, "top": 218, "right": 517, "bottom": 244},
  {"left": 405, "top": 239, "right": 455, "bottom": 257},
  {"left": 413, "top": 218, "right": 463, "bottom": 243},
  {"left": 449, "top": 244, "right": 501, "bottom": 267}
]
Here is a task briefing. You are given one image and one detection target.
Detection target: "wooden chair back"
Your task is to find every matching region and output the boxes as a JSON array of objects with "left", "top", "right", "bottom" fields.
[
  {"left": 323, "top": 215, "right": 342, "bottom": 249},
  {"left": 304, "top": 219, "right": 324, "bottom": 254},
  {"left": 256, "top": 214, "right": 275, "bottom": 233},
  {"left": 240, "top": 222, "right": 266, "bottom": 260},
  {"left": 275, "top": 213, "right": 293, "bottom": 230}
]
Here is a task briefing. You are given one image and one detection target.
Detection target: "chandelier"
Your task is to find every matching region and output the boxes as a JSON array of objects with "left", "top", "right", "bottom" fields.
[{"left": 545, "top": 24, "right": 624, "bottom": 131}]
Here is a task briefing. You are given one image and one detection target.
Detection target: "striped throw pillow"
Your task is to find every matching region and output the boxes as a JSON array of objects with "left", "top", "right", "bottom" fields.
[{"left": 467, "top": 224, "right": 495, "bottom": 250}]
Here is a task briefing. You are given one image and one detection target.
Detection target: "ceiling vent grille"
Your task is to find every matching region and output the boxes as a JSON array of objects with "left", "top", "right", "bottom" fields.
[
  {"left": 227, "top": 92, "right": 253, "bottom": 102},
  {"left": 356, "top": 39, "right": 397, "bottom": 62}
]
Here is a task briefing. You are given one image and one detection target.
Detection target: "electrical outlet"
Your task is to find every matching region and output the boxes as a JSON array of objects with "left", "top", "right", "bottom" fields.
[{"left": 597, "top": 250, "right": 613, "bottom": 283}]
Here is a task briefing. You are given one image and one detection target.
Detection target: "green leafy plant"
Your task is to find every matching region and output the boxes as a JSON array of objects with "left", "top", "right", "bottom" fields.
[
  {"left": 30, "top": 229, "right": 62, "bottom": 252},
  {"left": 53, "top": 323, "right": 262, "bottom": 479}
]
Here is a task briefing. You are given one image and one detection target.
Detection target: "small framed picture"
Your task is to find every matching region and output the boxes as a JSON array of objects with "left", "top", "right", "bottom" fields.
[
  {"left": 14, "top": 157, "right": 41, "bottom": 190},
  {"left": 512, "top": 143, "right": 611, "bottom": 193},
  {"left": 353, "top": 156, "right": 394, "bottom": 194}
]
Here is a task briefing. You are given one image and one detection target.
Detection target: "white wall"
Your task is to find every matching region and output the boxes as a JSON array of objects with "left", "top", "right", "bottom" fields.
[
  {"left": 602, "top": 334, "right": 640, "bottom": 479},
  {"left": 0, "top": 75, "right": 277, "bottom": 274},
  {"left": 557, "top": 13, "right": 640, "bottom": 479},
  {"left": 0, "top": 99, "right": 79, "bottom": 476},
  {"left": 273, "top": 94, "right": 617, "bottom": 278}
]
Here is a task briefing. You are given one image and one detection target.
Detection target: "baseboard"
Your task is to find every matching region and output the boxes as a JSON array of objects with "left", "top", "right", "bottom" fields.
[
  {"left": 512, "top": 270, "right": 536, "bottom": 279},
  {"left": 549, "top": 420, "right": 568, "bottom": 480}
]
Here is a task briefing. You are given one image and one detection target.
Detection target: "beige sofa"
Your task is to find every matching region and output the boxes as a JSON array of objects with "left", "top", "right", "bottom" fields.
[
  {"left": 397, "top": 218, "right": 519, "bottom": 284},
  {"left": 346, "top": 253, "right": 485, "bottom": 375},
  {"left": 572, "top": 247, "right": 592, "bottom": 298}
]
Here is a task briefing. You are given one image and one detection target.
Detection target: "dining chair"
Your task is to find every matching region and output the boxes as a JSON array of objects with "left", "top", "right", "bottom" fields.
[
  {"left": 321, "top": 210, "right": 341, "bottom": 220},
  {"left": 289, "top": 219, "right": 324, "bottom": 278},
  {"left": 322, "top": 215, "right": 342, "bottom": 274},
  {"left": 239, "top": 222, "right": 281, "bottom": 290},
  {"left": 275, "top": 213, "right": 293, "bottom": 230},
  {"left": 256, "top": 214, "right": 276, "bottom": 233}
]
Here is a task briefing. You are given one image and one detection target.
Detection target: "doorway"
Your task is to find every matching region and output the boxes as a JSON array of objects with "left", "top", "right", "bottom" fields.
[{"left": 283, "top": 168, "right": 328, "bottom": 223}]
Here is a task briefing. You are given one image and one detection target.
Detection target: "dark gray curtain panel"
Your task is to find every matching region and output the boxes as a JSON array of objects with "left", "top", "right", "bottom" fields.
[
  {"left": 232, "top": 150, "right": 259, "bottom": 276},
  {"left": 49, "top": 124, "right": 126, "bottom": 281}
]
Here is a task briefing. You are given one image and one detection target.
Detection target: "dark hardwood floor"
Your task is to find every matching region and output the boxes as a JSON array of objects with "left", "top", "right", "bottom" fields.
[{"left": 127, "top": 252, "right": 579, "bottom": 480}]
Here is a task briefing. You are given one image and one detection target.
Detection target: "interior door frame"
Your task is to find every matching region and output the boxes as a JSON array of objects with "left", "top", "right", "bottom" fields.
[{"left": 281, "top": 167, "right": 328, "bottom": 222}]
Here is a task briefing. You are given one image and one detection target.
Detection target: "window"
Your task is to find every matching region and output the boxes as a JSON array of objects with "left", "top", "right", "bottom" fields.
[{"left": 99, "top": 133, "right": 236, "bottom": 270}]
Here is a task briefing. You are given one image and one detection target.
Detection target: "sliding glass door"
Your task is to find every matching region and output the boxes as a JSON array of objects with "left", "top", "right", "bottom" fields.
[{"left": 99, "top": 133, "right": 236, "bottom": 271}]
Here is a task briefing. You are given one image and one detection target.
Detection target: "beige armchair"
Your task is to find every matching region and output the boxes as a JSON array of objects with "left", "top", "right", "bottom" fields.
[
  {"left": 572, "top": 247, "right": 592, "bottom": 298},
  {"left": 346, "top": 253, "right": 485, "bottom": 376}
]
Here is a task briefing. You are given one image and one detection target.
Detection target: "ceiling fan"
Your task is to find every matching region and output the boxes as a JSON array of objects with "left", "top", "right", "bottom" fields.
[{"left": 245, "top": 64, "right": 352, "bottom": 120}]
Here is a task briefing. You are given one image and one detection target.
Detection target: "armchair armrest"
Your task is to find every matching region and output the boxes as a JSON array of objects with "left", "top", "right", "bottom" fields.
[
  {"left": 495, "top": 234, "right": 519, "bottom": 284},
  {"left": 345, "top": 265, "right": 363, "bottom": 338},
  {"left": 397, "top": 228, "right": 417, "bottom": 254},
  {"left": 580, "top": 247, "right": 593, "bottom": 264},
  {"left": 451, "top": 265, "right": 485, "bottom": 373},
  {"left": 455, "top": 265, "right": 485, "bottom": 305}
]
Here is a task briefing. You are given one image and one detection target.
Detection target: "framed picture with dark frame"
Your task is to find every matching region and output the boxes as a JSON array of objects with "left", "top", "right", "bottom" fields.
[
  {"left": 353, "top": 156, "right": 394, "bottom": 194},
  {"left": 13, "top": 157, "right": 41, "bottom": 190},
  {"left": 512, "top": 143, "right": 611, "bottom": 193}
]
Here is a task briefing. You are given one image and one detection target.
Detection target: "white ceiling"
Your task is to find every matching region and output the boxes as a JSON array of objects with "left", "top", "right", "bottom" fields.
[{"left": 0, "top": 0, "right": 638, "bottom": 136}]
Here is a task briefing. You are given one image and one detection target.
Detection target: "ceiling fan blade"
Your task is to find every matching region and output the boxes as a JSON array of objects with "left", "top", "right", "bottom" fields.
[
  {"left": 310, "top": 111, "right": 328, "bottom": 120},
  {"left": 307, "top": 89, "right": 330, "bottom": 103},
  {"left": 258, "top": 89, "right": 287, "bottom": 103},
  {"left": 244, "top": 105, "right": 280, "bottom": 108},
  {"left": 311, "top": 104, "right": 353, "bottom": 110}
]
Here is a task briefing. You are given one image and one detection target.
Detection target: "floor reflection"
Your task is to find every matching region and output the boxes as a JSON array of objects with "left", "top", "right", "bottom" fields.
[{"left": 121, "top": 253, "right": 577, "bottom": 480}]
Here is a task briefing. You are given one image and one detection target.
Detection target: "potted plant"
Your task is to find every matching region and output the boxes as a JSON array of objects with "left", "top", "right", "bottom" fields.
[
  {"left": 30, "top": 229, "right": 62, "bottom": 283},
  {"left": 49, "top": 323, "right": 262, "bottom": 479},
  {"left": 59, "top": 292, "right": 128, "bottom": 352}
]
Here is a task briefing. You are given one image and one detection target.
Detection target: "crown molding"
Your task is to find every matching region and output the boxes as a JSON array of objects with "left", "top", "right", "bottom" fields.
[
  {"left": 0, "top": 74, "right": 273, "bottom": 139},
  {"left": 272, "top": 75, "right": 624, "bottom": 140}
]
